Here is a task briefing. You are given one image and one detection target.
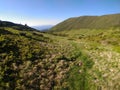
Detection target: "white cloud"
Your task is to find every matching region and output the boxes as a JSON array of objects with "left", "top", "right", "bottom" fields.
[
  {"left": 21, "top": 19, "right": 60, "bottom": 26},
  {"left": 0, "top": 15, "right": 61, "bottom": 26}
]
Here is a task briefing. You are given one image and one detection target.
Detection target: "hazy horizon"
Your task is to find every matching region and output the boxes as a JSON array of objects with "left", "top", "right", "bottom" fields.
[{"left": 0, "top": 0, "right": 120, "bottom": 26}]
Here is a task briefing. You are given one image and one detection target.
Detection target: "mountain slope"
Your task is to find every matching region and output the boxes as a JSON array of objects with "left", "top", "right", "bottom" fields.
[
  {"left": 50, "top": 13, "right": 120, "bottom": 31},
  {"left": 1, "top": 19, "right": 120, "bottom": 90}
]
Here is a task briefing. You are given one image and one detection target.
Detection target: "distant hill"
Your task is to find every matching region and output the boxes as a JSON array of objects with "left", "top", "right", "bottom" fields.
[
  {"left": 0, "top": 20, "right": 36, "bottom": 31},
  {"left": 50, "top": 13, "right": 120, "bottom": 31},
  {"left": 32, "top": 25, "right": 53, "bottom": 31}
]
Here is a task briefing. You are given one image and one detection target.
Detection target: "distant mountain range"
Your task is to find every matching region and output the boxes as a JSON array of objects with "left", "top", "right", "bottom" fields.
[
  {"left": 50, "top": 13, "right": 120, "bottom": 31},
  {"left": 1, "top": 13, "right": 120, "bottom": 32},
  {"left": 32, "top": 25, "right": 53, "bottom": 31}
]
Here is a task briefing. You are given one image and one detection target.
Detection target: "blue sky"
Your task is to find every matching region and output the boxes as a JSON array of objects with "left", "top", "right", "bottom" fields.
[{"left": 0, "top": 0, "right": 120, "bottom": 26}]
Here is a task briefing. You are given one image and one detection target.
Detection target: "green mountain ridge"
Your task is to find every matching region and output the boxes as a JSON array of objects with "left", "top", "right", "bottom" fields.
[{"left": 50, "top": 13, "right": 120, "bottom": 31}]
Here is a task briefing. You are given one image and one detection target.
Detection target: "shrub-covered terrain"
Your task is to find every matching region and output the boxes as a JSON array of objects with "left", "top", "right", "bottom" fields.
[{"left": 0, "top": 25, "right": 93, "bottom": 90}]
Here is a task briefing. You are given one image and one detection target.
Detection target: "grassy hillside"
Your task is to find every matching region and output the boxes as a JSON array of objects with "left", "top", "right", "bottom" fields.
[
  {"left": 49, "top": 27, "right": 120, "bottom": 90},
  {"left": 50, "top": 13, "right": 120, "bottom": 31}
]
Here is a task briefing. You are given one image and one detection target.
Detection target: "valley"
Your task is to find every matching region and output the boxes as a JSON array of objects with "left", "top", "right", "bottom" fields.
[{"left": 0, "top": 14, "right": 120, "bottom": 90}]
